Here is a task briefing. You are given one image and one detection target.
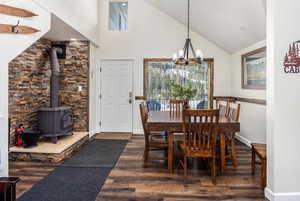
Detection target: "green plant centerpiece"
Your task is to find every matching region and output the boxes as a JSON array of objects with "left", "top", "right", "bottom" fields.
[{"left": 167, "top": 80, "right": 198, "bottom": 109}]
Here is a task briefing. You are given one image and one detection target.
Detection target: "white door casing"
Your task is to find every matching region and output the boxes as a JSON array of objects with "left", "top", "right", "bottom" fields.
[
  {"left": 96, "top": 66, "right": 102, "bottom": 133},
  {"left": 100, "top": 60, "right": 133, "bottom": 133}
]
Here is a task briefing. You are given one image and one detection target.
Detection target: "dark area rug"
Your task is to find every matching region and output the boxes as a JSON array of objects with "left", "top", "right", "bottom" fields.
[
  {"left": 62, "top": 139, "right": 128, "bottom": 168},
  {"left": 17, "top": 139, "right": 128, "bottom": 201}
]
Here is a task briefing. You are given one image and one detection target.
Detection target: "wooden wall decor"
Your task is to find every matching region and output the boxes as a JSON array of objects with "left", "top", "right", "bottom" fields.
[
  {"left": 0, "top": 23, "right": 40, "bottom": 34},
  {"left": 0, "top": 4, "right": 37, "bottom": 17},
  {"left": 283, "top": 41, "right": 300, "bottom": 74}
]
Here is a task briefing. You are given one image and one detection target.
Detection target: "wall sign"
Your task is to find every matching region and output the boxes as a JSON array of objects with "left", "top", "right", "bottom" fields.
[{"left": 284, "top": 41, "right": 300, "bottom": 73}]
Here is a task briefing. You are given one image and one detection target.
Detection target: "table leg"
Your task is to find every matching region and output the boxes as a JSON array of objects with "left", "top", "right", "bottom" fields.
[
  {"left": 168, "top": 134, "right": 174, "bottom": 172},
  {"left": 220, "top": 134, "right": 226, "bottom": 174}
]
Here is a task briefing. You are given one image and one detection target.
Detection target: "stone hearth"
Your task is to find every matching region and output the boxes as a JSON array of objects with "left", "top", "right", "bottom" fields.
[{"left": 9, "top": 132, "right": 89, "bottom": 163}]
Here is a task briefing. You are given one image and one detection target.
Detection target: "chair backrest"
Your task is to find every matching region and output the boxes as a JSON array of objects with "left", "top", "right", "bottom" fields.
[
  {"left": 196, "top": 99, "right": 208, "bottom": 109},
  {"left": 139, "top": 103, "right": 149, "bottom": 144},
  {"left": 146, "top": 100, "right": 161, "bottom": 111},
  {"left": 217, "top": 100, "right": 228, "bottom": 117},
  {"left": 182, "top": 109, "right": 219, "bottom": 152},
  {"left": 213, "top": 97, "right": 236, "bottom": 108},
  {"left": 227, "top": 102, "right": 240, "bottom": 121},
  {"left": 169, "top": 99, "right": 185, "bottom": 116}
]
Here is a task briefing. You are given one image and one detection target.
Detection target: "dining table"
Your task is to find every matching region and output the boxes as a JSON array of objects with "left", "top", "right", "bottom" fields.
[{"left": 147, "top": 111, "right": 240, "bottom": 174}]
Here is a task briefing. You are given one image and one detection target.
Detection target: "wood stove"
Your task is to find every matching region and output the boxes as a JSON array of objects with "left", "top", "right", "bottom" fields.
[{"left": 38, "top": 46, "right": 73, "bottom": 143}]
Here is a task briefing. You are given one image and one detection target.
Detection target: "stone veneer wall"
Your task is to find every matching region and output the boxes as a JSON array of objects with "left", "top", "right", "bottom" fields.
[
  {"left": 58, "top": 41, "right": 89, "bottom": 131},
  {"left": 8, "top": 39, "right": 89, "bottom": 145}
]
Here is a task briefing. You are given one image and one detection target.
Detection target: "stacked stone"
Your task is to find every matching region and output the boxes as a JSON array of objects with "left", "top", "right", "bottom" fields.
[
  {"left": 9, "top": 39, "right": 51, "bottom": 145},
  {"left": 8, "top": 39, "right": 90, "bottom": 145},
  {"left": 58, "top": 41, "right": 89, "bottom": 131}
]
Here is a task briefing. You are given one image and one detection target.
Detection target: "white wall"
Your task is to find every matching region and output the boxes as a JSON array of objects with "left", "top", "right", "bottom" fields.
[
  {"left": 266, "top": 0, "right": 300, "bottom": 200},
  {"left": 0, "top": 62, "right": 8, "bottom": 177},
  {"left": 34, "top": 0, "right": 100, "bottom": 45},
  {"left": 0, "top": 0, "right": 51, "bottom": 176},
  {"left": 231, "top": 40, "right": 267, "bottom": 145},
  {"left": 98, "top": 0, "right": 232, "bottom": 133}
]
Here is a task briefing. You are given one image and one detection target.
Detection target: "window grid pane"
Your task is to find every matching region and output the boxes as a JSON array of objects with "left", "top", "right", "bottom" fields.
[
  {"left": 109, "top": 2, "right": 128, "bottom": 31},
  {"left": 146, "top": 61, "right": 209, "bottom": 110}
]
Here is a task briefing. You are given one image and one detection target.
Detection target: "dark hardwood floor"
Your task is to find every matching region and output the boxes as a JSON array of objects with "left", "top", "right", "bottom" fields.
[
  {"left": 9, "top": 135, "right": 268, "bottom": 201},
  {"left": 96, "top": 135, "right": 268, "bottom": 201},
  {"left": 9, "top": 161, "right": 59, "bottom": 198}
]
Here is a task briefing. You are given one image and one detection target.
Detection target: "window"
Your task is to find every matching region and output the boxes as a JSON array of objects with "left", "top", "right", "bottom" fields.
[
  {"left": 109, "top": 1, "right": 128, "bottom": 31},
  {"left": 144, "top": 59, "right": 214, "bottom": 110}
]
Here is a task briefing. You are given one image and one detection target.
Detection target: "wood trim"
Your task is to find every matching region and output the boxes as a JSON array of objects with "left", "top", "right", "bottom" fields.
[
  {"left": 241, "top": 47, "right": 266, "bottom": 90},
  {"left": 235, "top": 97, "right": 266, "bottom": 105},
  {"left": 208, "top": 60, "right": 214, "bottom": 109},
  {"left": 143, "top": 58, "right": 214, "bottom": 107},
  {"left": 135, "top": 96, "right": 146, "bottom": 100},
  {"left": 213, "top": 96, "right": 266, "bottom": 105}
]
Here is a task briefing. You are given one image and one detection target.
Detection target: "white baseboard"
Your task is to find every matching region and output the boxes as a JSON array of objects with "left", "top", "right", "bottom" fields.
[
  {"left": 265, "top": 188, "right": 275, "bottom": 201},
  {"left": 88, "top": 129, "right": 99, "bottom": 138},
  {"left": 265, "top": 188, "right": 300, "bottom": 201},
  {"left": 133, "top": 130, "right": 144, "bottom": 135},
  {"left": 235, "top": 133, "right": 252, "bottom": 147}
]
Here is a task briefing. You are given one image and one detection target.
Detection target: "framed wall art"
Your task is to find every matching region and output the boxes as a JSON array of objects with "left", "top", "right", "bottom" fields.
[{"left": 242, "top": 47, "right": 266, "bottom": 90}]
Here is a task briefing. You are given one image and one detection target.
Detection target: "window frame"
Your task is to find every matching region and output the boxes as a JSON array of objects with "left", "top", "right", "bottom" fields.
[{"left": 143, "top": 58, "right": 214, "bottom": 109}]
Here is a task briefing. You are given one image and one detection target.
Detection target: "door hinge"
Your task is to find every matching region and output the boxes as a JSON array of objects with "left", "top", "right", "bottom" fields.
[
  {"left": 99, "top": 94, "right": 102, "bottom": 99},
  {"left": 100, "top": 67, "right": 102, "bottom": 72},
  {"left": 99, "top": 121, "right": 102, "bottom": 127}
]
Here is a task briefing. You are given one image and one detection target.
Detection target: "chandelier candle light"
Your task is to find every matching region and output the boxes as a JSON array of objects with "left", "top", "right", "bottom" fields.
[{"left": 173, "top": 0, "right": 203, "bottom": 66}]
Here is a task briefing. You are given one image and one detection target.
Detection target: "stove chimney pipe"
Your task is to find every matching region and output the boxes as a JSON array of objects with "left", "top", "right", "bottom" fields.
[{"left": 49, "top": 47, "right": 63, "bottom": 108}]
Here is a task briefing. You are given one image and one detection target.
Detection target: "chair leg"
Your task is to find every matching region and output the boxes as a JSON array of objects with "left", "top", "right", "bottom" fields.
[
  {"left": 143, "top": 146, "right": 149, "bottom": 167},
  {"left": 231, "top": 138, "right": 238, "bottom": 168},
  {"left": 251, "top": 147, "right": 256, "bottom": 175},
  {"left": 261, "top": 159, "right": 267, "bottom": 189},
  {"left": 211, "top": 156, "right": 216, "bottom": 185},
  {"left": 184, "top": 156, "right": 188, "bottom": 184},
  {"left": 168, "top": 134, "right": 174, "bottom": 172}
]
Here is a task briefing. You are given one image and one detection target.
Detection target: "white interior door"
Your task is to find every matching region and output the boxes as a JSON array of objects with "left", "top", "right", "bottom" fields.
[{"left": 100, "top": 60, "right": 133, "bottom": 133}]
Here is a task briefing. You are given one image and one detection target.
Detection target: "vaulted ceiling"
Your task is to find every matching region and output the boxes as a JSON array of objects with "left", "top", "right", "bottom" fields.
[{"left": 147, "top": 0, "right": 266, "bottom": 53}]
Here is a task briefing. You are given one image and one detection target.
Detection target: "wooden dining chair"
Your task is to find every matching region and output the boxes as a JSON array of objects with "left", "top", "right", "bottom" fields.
[
  {"left": 169, "top": 99, "right": 185, "bottom": 116},
  {"left": 146, "top": 100, "right": 161, "bottom": 111},
  {"left": 225, "top": 102, "right": 241, "bottom": 167},
  {"left": 139, "top": 103, "right": 169, "bottom": 167},
  {"left": 216, "top": 100, "right": 228, "bottom": 117},
  {"left": 251, "top": 143, "right": 267, "bottom": 188},
  {"left": 179, "top": 109, "right": 220, "bottom": 184}
]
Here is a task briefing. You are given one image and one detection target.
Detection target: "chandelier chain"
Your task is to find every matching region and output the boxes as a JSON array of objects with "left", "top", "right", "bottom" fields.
[
  {"left": 172, "top": 0, "right": 202, "bottom": 65},
  {"left": 188, "top": 0, "right": 190, "bottom": 39}
]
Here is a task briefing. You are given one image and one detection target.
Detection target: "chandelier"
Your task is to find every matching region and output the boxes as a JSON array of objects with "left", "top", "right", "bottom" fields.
[{"left": 172, "top": 0, "right": 203, "bottom": 66}]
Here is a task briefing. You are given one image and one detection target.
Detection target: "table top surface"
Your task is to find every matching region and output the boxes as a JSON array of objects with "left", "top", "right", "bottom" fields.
[{"left": 148, "top": 111, "right": 240, "bottom": 124}]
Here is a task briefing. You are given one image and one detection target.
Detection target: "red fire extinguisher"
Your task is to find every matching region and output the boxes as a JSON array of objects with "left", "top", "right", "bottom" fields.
[{"left": 15, "top": 124, "right": 24, "bottom": 147}]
